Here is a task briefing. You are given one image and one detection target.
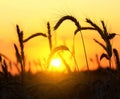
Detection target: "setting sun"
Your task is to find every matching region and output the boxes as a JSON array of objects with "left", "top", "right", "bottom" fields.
[
  {"left": 50, "top": 58, "right": 61, "bottom": 68},
  {"left": 48, "top": 57, "right": 66, "bottom": 72}
]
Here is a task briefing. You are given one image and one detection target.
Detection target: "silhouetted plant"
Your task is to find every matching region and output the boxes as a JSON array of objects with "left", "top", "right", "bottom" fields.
[
  {"left": 23, "top": 22, "right": 52, "bottom": 53},
  {"left": 113, "top": 48, "right": 120, "bottom": 70},
  {"left": 0, "top": 56, "right": 10, "bottom": 82},
  {"left": 23, "top": 33, "right": 47, "bottom": 43},
  {"left": 47, "top": 22, "right": 52, "bottom": 51},
  {"left": 96, "top": 54, "right": 101, "bottom": 68},
  {"left": 1, "top": 14, "right": 120, "bottom": 99},
  {"left": 23, "top": 22, "right": 53, "bottom": 72},
  {"left": 14, "top": 25, "right": 25, "bottom": 83},
  {"left": 15, "top": 24, "right": 48, "bottom": 82},
  {"left": 84, "top": 19, "right": 117, "bottom": 68},
  {"left": 54, "top": 15, "right": 89, "bottom": 71},
  {"left": 0, "top": 53, "right": 12, "bottom": 69}
]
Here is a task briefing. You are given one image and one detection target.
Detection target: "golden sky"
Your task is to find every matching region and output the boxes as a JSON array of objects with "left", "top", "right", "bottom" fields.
[{"left": 0, "top": 0, "right": 120, "bottom": 72}]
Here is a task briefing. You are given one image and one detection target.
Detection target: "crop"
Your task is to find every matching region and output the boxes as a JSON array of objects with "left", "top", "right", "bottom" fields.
[
  {"left": 54, "top": 15, "right": 89, "bottom": 71},
  {"left": 0, "top": 15, "right": 120, "bottom": 98},
  {"left": 79, "top": 19, "right": 117, "bottom": 68}
]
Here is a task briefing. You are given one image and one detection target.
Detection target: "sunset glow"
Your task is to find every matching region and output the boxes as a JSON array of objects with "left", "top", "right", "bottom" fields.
[
  {"left": 0, "top": 0, "right": 120, "bottom": 73},
  {"left": 48, "top": 57, "right": 66, "bottom": 72},
  {"left": 50, "top": 58, "right": 61, "bottom": 68},
  {"left": 0, "top": 1, "right": 120, "bottom": 98}
]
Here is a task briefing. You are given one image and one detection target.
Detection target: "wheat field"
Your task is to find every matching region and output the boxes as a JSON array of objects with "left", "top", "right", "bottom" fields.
[{"left": 0, "top": 15, "right": 120, "bottom": 99}]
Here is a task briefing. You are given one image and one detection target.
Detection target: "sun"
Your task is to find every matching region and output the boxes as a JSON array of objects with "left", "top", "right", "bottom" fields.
[
  {"left": 49, "top": 57, "right": 66, "bottom": 72},
  {"left": 50, "top": 58, "right": 61, "bottom": 68}
]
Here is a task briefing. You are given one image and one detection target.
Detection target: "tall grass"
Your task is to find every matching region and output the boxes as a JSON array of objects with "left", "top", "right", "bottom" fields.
[
  {"left": 113, "top": 49, "right": 120, "bottom": 70},
  {"left": 84, "top": 19, "right": 117, "bottom": 68},
  {"left": 54, "top": 15, "right": 89, "bottom": 71},
  {"left": 0, "top": 56, "right": 10, "bottom": 82},
  {"left": 15, "top": 25, "right": 47, "bottom": 83},
  {"left": 23, "top": 22, "right": 53, "bottom": 53},
  {"left": 23, "top": 33, "right": 47, "bottom": 43},
  {"left": 11, "top": 17, "right": 120, "bottom": 74},
  {"left": 14, "top": 25, "right": 25, "bottom": 83},
  {"left": 3, "top": 16, "right": 119, "bottom": 74},
  {"left": 0, "top": 15, "right": 120, "bottom": 98},
  {"left": 47, "top": 22, "right": 52, "bottom": 51}
]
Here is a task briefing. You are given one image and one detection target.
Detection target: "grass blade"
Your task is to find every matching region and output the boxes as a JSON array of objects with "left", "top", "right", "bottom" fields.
[
  {"left": 14, "top": 44, "right": 22, "bottom": 63},
  {"left": 86, "top": 18, "right": 105, "bottom": 40},
  {"left": 47, "top": 22, "right": 52, "bottom": 51},
  {"left": 54, "top": 15, "right": 81, "bottom": 30},
  {"left": 108, "top": 33, "right": 116, "bottom": 40},
  {"left": 100, "top": 53, "right": 109, "bottom": 60},
  {"left": 101, "top": 21, "right": 108, "bottom": 37},
  {"left": 23, "top": 33, "right": 47, "bottom": 43},
  {"left": 93, "top": 39, "right": 107, "bottom": 52},
  {"left": 74, "top": 27, "right": 95, "bottom": 35},
  {"left": 113, "top": 49, "right": 120, "bottom": 70}
]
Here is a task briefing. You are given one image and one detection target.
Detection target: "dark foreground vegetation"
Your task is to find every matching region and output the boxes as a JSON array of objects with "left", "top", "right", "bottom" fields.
[
  {"left": 0, "top": 15, "right": 120, "bottom": 99},
  {"left": 0, "top": 69, "right": 120, "bottom": 99}
]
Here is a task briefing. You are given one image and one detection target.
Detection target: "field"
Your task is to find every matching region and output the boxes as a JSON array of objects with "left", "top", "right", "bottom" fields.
[
  {"left": 0, "top": 15, "right": 120, "bottom": 99},
  {"left": 0, "top": 69, "right": 120, "bottom": 99}
]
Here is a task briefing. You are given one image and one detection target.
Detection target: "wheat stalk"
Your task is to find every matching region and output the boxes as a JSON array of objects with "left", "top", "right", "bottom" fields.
[
  {"left": 85, "top": 19, "right": 117, "bottom": 68},
  {"left": 47, "top": 22, "right": 52, "bottom": 51},
  {"left": 23, "top": 33, "right": 47, "bottom": 43},
  {"left": 0, "top": 56, "right": 10, "bottom": 82},
  {"left": 54, "top": 15, "right": 80, "bottom": 30},
  {"left": 113, "top": 49, "right": 120, "bottom": 70},
  {"left": 54, "top": 15, "right": 89, "bottom": 71},
  {"left": 16, "top": 25, "right": 25, "bottom": 83}
]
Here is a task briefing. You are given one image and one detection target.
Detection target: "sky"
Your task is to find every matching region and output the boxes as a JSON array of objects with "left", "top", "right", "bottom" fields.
[{"left": 0, "top": 0, "right": 120, "bottom": 73}]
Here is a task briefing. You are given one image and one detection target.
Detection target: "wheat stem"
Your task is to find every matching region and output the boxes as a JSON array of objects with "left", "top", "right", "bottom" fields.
[
  {"left": 23, "top": 33, "right": 47, "bottom": 43},
  {"left": 80, "top": 31, "right": 89, "bottom": 70},
  {"left": 47, "top": 22, "right": 52, "bottom": 51},
  {"left": 109, "top": 58, "right": 111, "bottom": 69}
]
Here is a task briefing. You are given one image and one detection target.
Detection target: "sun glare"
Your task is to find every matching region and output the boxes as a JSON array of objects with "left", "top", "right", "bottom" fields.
[
  {"left": 50, "top": 58, "right": 61, "bottom": 68},
  {"left": 49, "top": 57, "right": 66, "bottom": 72}
]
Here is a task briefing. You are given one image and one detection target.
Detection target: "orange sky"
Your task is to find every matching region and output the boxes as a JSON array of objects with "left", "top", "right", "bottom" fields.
[{"left": 0, "top": 0, "right": 120, "bottom": 73}]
